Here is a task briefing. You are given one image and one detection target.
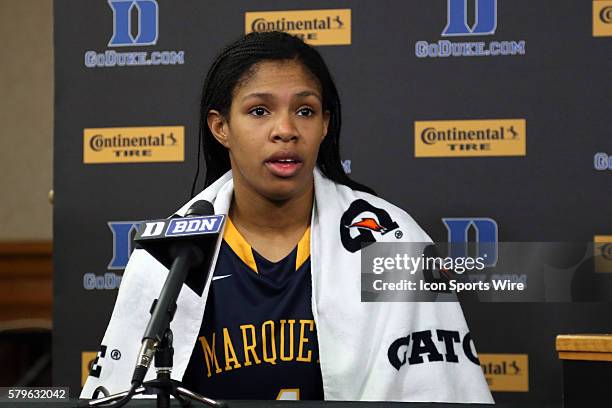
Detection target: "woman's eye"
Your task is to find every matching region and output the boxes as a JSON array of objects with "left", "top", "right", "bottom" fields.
[
  {"left": 298, "top": 107, "right": 314, "bottom": 117},
  {"left": 249, "top": 107, "right": 267, "bottom": 116}
]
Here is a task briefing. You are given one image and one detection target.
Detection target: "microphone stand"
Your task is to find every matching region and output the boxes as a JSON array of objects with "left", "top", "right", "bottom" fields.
[
  {"left": 82, "top": 328, "right": 225, "bottom": 408},
  {"left": 79, "top": 244, "right": 227, "bottom": 408}
]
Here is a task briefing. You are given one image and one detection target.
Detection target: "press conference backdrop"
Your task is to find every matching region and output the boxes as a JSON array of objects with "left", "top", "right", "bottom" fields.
[{"left": 53, "top": 0, "right": 612, "bottom": 403}]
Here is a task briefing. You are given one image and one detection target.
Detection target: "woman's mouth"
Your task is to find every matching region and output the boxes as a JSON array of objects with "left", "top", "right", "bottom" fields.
[{"left": 264, "top": 154, "right": 304, "bottom": 178}]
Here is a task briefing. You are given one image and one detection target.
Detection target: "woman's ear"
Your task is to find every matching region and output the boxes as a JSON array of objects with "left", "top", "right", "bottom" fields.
[
  {"left": 322, "top": 110, "right": 330, "bottom": 140},
  {"left": 207, "top": 110, "right": 230, "bottom": 148}
]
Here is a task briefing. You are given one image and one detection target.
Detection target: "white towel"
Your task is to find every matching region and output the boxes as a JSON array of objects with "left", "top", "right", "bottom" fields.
[{"left": 81, "top": 167, "right": 493, "bottom": 403}]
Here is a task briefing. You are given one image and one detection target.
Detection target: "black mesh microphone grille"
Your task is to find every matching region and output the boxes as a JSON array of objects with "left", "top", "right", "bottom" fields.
[{"left": 184, "top": 200, "right": 215, "bottom": 217}]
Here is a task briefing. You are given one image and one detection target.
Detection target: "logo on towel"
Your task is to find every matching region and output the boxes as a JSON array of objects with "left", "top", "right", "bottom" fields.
[
  {"left": 388, "top": 330, "right": 481, "bottom": 370},
  {"left": 88, "top": 345, "right": 107, "bottom": 379},
  {"left": 110, "top": 349, "right": 122, "bottom": 360},
  {"left": 340, "top": 199, "right": 400, "bottom": 253}
]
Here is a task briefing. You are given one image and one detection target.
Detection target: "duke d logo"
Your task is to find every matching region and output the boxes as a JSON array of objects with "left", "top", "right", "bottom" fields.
[
  {"left": 443, "top": 0, "right": 497, "bottom": 36},
  {"left": 108, "top": 0, "right": 158, "bottom": 46},
  {"left": 443, "top": 217, "right": 498, "bottom": 266}
]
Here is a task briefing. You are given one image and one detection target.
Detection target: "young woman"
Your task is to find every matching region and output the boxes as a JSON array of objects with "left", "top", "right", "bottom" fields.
[{"left": 82, "top": 32, "right": 493, "bottom": 403}]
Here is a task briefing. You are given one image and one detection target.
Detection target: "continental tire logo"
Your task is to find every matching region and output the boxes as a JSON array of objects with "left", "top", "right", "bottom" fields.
[
  {"left": 594, "top": 1, "right": 612, "bottom": 37},
  {"left": 245, "top": 9, "right": 351, "bottom": 46},
  {"left": 83, "top": 126, "right": 184, "bottom": 164},
  {"left": 480, "top": 354, "right": 529, "bottom": 392},
  {"left": 414, "top": 119, "right": 526, "bottom": 158},
  {"left": 594, "top": 235, "right": 612, "bottom": 273}
]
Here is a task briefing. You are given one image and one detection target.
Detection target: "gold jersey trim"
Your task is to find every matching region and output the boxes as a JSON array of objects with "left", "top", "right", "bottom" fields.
[
  {"left": 223, "top": 217, "right": 259, "bottom": 273},
  {"left": 223, "top": 218, "right": 311, "bottom": 273},
  {"left": 295, "top": 226, "right": 311, "bottom": 271}
]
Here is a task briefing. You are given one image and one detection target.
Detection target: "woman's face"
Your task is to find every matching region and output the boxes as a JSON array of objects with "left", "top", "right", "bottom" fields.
[{"left": 208, "top": 59, "right": 330, "bottom": 202}]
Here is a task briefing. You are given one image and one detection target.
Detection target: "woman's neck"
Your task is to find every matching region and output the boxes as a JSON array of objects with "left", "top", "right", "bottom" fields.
[{"left": 229, "top": 180, "right": 314, "bottom": 238}]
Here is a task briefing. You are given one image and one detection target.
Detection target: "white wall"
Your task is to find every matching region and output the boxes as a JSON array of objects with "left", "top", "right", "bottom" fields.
[{"left": 0, "top": 0, "right": 53, "bottom": 240}]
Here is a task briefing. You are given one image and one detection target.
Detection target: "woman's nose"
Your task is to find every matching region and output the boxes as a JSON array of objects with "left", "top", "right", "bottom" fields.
[{"left": 271, "top": 112, "right": 298, "bottom": 142}]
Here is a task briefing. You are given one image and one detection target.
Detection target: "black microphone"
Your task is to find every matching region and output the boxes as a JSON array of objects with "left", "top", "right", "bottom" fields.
[{"left": 130, "top": 200, "right": 225, "bottom": 386}]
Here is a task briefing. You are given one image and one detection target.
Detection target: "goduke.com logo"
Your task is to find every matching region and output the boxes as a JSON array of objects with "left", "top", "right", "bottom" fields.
[
  {"left": 594, "top": 152, "right": 612, "bottom": 171},
  {"left": 84, "top": 0, "right": 185, "bottom": 68},
  {"left": 416, "top": 0, "right": 526, "bottom": 58}
]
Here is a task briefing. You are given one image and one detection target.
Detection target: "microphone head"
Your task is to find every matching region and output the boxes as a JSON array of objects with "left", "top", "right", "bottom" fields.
[
  {"left": 185, "top": 200, "right": 214, "bottom": 217},
  {"left": 134, "top": 199, "right": 224, "bottom": 296}
]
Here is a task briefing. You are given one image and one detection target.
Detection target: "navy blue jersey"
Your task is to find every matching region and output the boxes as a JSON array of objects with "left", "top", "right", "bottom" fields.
[{"left": 182, "top": 218, "right": 323, "bottom": 400}]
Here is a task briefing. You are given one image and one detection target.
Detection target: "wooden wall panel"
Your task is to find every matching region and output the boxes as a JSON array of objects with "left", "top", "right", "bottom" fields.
[{"left": 0, "top": 242, "right": 52, "bottom": 321}]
